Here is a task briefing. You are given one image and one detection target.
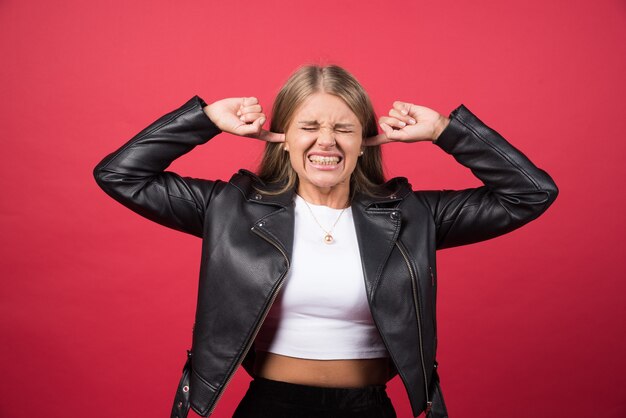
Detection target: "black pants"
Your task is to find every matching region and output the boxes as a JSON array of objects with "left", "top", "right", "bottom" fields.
[{"left": 232, "top": 376, "right": 397, "bottom": 418}]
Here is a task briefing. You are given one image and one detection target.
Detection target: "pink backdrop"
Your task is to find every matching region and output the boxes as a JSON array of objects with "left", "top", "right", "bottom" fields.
[{"left": 1, "top": 0, "right": 624, "bottom": 417}]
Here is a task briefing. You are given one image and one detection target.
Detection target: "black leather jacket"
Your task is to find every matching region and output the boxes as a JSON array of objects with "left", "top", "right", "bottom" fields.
[{"left": 93, "top": 96, "right": 558, "bottom": 418}]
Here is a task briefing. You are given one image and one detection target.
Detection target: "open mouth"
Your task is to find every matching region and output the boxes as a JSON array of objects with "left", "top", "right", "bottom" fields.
[{"left": 307, "top": 155, "right": 343, "bottom": 166}]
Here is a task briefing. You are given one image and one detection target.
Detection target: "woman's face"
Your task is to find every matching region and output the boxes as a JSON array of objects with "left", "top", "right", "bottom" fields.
[{"left": 284, "top": 92, "right": 363, "bottom": 196}]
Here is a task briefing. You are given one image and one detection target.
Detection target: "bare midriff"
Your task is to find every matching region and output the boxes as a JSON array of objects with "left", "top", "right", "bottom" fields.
[{"left": 252, "top": 350, "right": 392, "bottom": 388}]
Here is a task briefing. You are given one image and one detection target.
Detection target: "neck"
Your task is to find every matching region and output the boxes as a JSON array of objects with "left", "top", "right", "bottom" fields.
[{"left": 297, "top": 182, "right": 351, "bottom": 209}]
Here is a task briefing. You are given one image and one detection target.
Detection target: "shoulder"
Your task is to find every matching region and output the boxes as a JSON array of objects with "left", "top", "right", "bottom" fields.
[
  {"left": 228, "top": 168, "right": 259, "bottom": 190},
  {"left": 228, "top": 168, "right": 279, "bottom": 194},
  {"left": 383, "top": 176, "right": 411, "bottom": 196},
  {"left": 353, "top": 176, "right": 414, "bottom": 208},
  {"left": 226, "top": 169, "right": 294, "bottom": 206}
]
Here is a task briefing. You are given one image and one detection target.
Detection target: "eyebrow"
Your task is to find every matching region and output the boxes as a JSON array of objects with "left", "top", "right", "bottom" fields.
[{"left": 297, "top": 121, "right": 356, "bottom": 128}]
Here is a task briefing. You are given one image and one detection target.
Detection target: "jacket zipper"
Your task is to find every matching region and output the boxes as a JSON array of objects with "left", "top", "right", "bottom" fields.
[
  {"left": 396, "top": 241, "right": 432, "bottom": 415},
  {"left": 429, "top": 265, "right": 437, "bottom": 340},
  {"left": 204, "top": 225, "right": 290, "bottom": 416}
]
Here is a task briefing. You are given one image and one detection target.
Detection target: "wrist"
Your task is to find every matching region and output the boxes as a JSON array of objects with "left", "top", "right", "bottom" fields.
[
  {"left": 202, "top": 104, "right": 212, "bottom": 120},
  {"left": 432, "top": 116, "right": 450, "bottom": 143}
]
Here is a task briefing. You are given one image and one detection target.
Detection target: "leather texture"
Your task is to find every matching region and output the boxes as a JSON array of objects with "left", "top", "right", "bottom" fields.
[
  {"left": 427, "top": 361, "right": 448, "bottom": 418},
  {"left": 171, "top": 350, "right": 192, "bottom": 418},
  {"left": 94, "top": 96, "right": 558, "bottom": 417}
]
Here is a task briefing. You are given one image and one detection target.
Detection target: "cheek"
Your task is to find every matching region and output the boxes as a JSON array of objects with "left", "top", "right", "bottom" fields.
[
  {"left": 288, "top": 153, "right": 302, "bottom": 169},
  {"left": 285, "top": 132, "right": 315, "bottom": 152},
  {"left": 286, "top": 144, "right": 307, "bottom": 171},
  {"left": 345, "top": 137, "right": 363, "bottom": 158}
]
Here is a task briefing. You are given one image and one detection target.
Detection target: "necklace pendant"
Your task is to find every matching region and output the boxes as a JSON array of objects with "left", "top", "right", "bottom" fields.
[{"left": 323, "top": 234, "right": 334, "bottom": 244}]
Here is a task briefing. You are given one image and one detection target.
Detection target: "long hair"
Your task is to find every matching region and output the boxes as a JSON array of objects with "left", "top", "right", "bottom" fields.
[{"left": 257, "top": 65, "right": 385, "bottom": 196}]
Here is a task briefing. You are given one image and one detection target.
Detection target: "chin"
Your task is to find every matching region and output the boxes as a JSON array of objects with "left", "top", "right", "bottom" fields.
[{"left": 307, "top": 175, "right": 350, "bottom": 190}]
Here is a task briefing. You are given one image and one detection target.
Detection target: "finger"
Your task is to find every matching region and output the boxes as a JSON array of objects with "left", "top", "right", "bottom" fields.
[
  {"left": 235, "top": 120, "right": 262, "bottom": 136},
  {"left": 379, "top": 122, "right": 405, "bottom": 141},
  {"left": 240, "top": 112, "right": 265, "bottom": 123},
  {"left": 389, "top": 109, "right": 416, "bottom": 125},
  {"left": 392, "top": 101, "right": 412, "bottom": 115},
  {"left": 379, "top": 122, "right": 395, "bottom": 138},
  {"left": 258, "top": 130, "right": 285, "bottom": 142},
  {"left": 379, "top": 115, "right": 406, "bottom": 129},
  {"left": 363, "top": 133, "right": 390, "bottom": 146},
  {"left": 242, "top": 97, "right": 259, "bottom": 107},
  {"left": 254, "top": 115, "right": 285, "bottom": 142},
  {"left": 240, "top": 104, "right": 262, "bottom": 114}
]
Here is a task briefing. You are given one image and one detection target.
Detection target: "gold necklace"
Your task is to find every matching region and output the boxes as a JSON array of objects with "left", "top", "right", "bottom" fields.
[{"left": 299, "top": 196, "right": 348, "bottom": 244}]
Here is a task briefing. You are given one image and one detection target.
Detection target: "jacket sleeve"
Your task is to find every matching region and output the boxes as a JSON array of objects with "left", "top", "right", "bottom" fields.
[
  {"left": 93, "top": 95, "right": 222, "bottom": 238},
  {"left": 415, "top": 104, "right": 559, "bottom": 250}
]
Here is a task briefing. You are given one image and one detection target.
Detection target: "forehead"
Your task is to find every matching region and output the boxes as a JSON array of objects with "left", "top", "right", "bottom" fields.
[{"left": 293, "top": 92, "right": 359, "bottom": 123}]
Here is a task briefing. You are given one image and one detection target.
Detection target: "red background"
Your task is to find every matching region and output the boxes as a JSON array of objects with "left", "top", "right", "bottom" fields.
[{"left": 1, "top": 1, "right": 624, "bottom": 417}]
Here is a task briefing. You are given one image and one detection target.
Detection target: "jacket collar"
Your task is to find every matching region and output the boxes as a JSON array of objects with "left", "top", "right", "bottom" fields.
[
  {"left": 232, "top": 169, "right": 411, "bottom": 298},
  {"left": 230, "top": 169, "right": 412, "bottom": 209}
]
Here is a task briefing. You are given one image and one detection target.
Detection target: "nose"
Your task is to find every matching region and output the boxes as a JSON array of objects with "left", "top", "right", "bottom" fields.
[{"left": 316, "top": 128, "right": 336, "bottom": 148}]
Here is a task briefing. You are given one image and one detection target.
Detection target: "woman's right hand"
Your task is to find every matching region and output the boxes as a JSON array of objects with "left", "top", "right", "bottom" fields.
[{"left": 203, "top": 97, "right": 285, "bottom": 142}]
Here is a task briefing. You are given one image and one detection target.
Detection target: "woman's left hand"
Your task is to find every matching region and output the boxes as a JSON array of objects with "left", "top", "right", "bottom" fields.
[{"left": 364, "top": 101, "right": 450, "bottom": 146}]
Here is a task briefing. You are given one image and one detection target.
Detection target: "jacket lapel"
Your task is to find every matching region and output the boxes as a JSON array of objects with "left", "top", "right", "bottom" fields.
[
  {"left": 351, "top": 178, "right": 412, "bottom": 298},
  {"left": 351, "top": 198, "right": 402, "bottom": 298},
  {"left": 254, "top": 206, "right": 295, "bottom": 261},
  {"left": 232, "top": 170, "right": 296, "bottom": 262},
  {"left": 232, "top": 169, "right": 412, "bottom": 293}
]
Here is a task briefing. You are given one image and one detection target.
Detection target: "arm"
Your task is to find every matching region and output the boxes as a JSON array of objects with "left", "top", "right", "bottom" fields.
[
  {"left": 368, "top": 101, "right": 559, "bottom": 250},
  {"left": 418, "top": 105, "right": 559, "bottom": 249},
  {"left": 93, "top": 96, "right": 284, "bottom": 237},
  {"left": 93, "top": 96, "right": 221, "bottom": 237}
]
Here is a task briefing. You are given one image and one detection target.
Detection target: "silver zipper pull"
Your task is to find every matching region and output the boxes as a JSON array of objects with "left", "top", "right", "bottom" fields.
[{"left": 425, "top": 401, "right": 433, "bottom": 415}]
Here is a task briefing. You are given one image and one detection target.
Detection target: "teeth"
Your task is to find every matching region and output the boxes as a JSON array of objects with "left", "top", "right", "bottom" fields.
[{"left": 309, "top": 155, "right": 340, "bottom": 165}]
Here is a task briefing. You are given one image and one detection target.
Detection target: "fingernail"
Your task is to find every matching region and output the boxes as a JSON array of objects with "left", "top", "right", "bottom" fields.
[
  {"left": 259, "top": 117, "right": 266, "bottom": 125},
  {"left": 240, "top": 116, "right": 245, "bottom": 121},
  {"left": 401, "top": 109, "right": 408, "bottom": 115},
  {"left": 408, "top": 118, "right": 416, "bottom": 124},
  {"left": 399, "top": 121, "right": 406, "bottom": 127}
]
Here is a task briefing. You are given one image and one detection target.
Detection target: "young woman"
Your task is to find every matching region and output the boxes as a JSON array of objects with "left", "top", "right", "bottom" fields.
[{"left": 94, "top": 65, "right": 558, "bottom": 418}]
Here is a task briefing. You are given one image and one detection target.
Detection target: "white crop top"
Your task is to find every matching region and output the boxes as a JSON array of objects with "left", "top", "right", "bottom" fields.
[{"left": 254, "top": 195, "right": 389, "bottom": 359}]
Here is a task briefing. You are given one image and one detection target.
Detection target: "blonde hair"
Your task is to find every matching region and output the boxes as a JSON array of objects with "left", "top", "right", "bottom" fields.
[{"left": 257, "top": 65, "right": 385, "bottom": 196}]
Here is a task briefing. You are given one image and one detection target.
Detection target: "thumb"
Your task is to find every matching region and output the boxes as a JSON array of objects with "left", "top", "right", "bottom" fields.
[
  {"left": 236, "top": 117, "right": 265, "bottom": 137},
  {"left": 392, "top": 101, "right": 412, "bottom": 116}
]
